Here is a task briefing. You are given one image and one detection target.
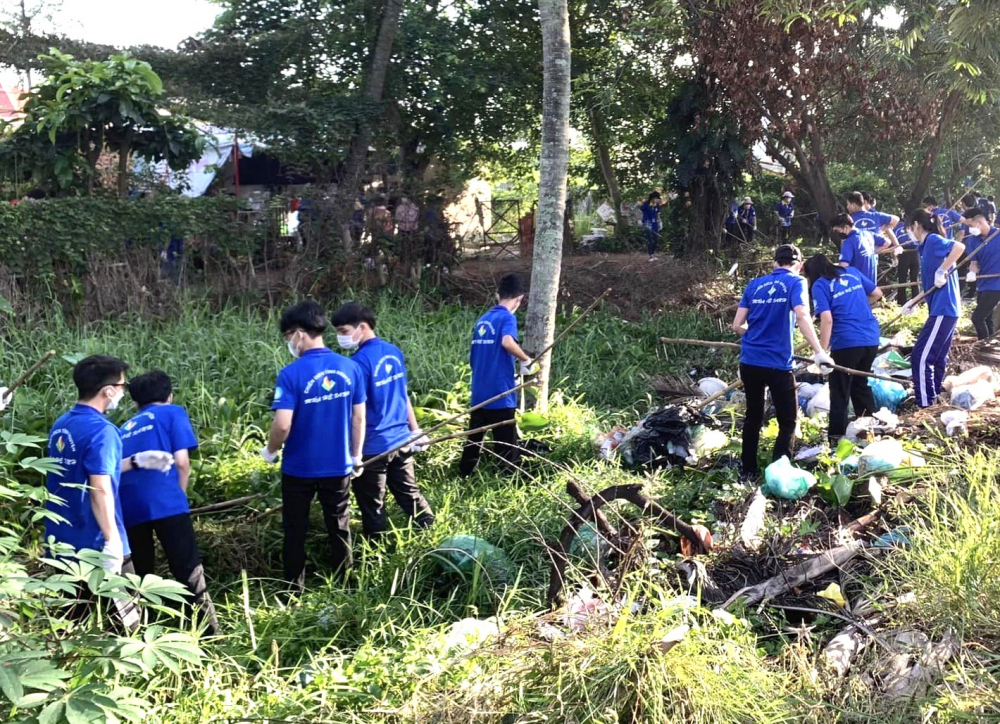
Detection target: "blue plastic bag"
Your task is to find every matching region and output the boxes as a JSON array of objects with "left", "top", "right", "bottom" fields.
[{"left": 868, "top": 377, "right": 907, "bottom": 412}]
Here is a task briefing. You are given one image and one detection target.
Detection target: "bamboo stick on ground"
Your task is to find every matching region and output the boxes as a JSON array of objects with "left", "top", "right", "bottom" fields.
[{"left": 2, "top": 350, "right": 56, "bottom": 404}]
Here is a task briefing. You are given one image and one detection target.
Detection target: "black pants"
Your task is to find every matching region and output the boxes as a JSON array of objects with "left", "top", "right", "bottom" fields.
[
  {"left": 896, "top": 250, "right": 920, "bottom": 304},
  {"left": 459, "top": 407, "right": 519, "bottom": 477},
  {"left": 828, "top": 346, "right": 878, "bottom": 442},
  {"left": 738, "top": 222, "right": 754, "bottom": 244},
  {"left": 127, "top": 513, "right": 219, "bottom": 634},
  {"left": 740, "top": 363, "right": 797, "bottom": 476},
  {"left": 281, "top": 473, "right": 352, "bottom": 592},
  {"left": 777, "top": 225, "right": 791, "bottom": 244},
  {"left": 354, "top": 450, "right": 434, "bottom": 536},
  {"left": 972, "top": 290, "right": 1000, "bottom": 340}
]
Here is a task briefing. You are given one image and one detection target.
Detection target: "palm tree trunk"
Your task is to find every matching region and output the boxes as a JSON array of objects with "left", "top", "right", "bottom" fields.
[{"left": 525, "top": 0, "right": 571, "bottom": 412}]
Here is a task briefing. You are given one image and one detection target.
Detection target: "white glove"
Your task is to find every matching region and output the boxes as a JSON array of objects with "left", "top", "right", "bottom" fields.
[
  {"left": 934, "top": 268, "right": 948, "bottom": 288},
  {"left": 901, "top": 300, "right": 917, "bottom": 316},
  {"left": 260, "top": 446, "right": 279, "bottom": 463},
  {"left": 0, "top": 387, "right": 9, "bottom": 412},
  {"left": 519, "top": 361, "right": 540, "bottom": 377},
  {"left": 351, "top": 455, "right": 364, "bottom": 479},
  {"left": 100, "top": 536, "right": 124, "bottom": 574},
  {"left": 133, "top": 450, "right": 175, "bottom": 472},
  {"left": 893, "top": 245, "right": 904, "bottom": 256},
  {"left": 409, "top": 430, "right": 431, "bottom": 452},
  {"left": 813, "top": 351, "right": 835, "bottom": 374},
  {"left": 966, "top": 270, "right": 977, "bottom": 283}
]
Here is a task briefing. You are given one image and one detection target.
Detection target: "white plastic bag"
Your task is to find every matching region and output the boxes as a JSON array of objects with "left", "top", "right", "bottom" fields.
[
  {"left": 950, "top": 379, "right": 994, "bottom": 411},
  {"left": 858, "top": 438, "right": 904, "bottom": 475},
  {"left": 806, "top": 384, "right": 831, "bottom": 418}
]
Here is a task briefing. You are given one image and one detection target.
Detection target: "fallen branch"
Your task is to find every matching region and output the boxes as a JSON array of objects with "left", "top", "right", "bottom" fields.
[
  {"left": 190, "top": 494, "right": 264, "bottom": 516},
  {"left": 3, "top": 349, "right": 57, "bottom": 404}
]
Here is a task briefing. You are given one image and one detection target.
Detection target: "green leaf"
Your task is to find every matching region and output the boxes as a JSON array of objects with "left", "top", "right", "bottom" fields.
[
  {"left": 65, "top": 696, "right": 106, "bottom": 724},
  {"left": 37, "top": 700, "right": 64, "bottom": 724},
  {"left": 0, "top": 664, "right": 24, "bottom": 705},
  {"left": 0, "top": 295, "right": 12, "bottom": 316}
]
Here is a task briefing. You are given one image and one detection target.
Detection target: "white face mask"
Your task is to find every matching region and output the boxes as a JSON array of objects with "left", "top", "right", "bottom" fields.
[
  {"left": 107, "top": 387, "right": 124, "bottom": 411},
  {"left": 337, "top": 330, "right": 360, "bottom": 350},
  {"left": 287, "top": 331, "right": 301, "bottom": 359},
  {"left": 968, "top": 226, "right": 983, "bottom": 237}
]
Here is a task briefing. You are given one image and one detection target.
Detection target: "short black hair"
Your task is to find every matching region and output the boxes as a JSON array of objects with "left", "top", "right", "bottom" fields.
[
  {"left": 830, "top": 212, "right": 854, "bottom": 230},
  {"left": 74, "top": 355, "right": 129, "bottom": 400},
  {"left": 128, "top": 370, "right": 173, "bottom": 407},
  {"left": 962, "top": 192, "right": 979, "bottom": 208},
  {"left": 962, "top": 207, "right": 987, "bottom": 222},
  {"left": 922, "top": 195, "right": 937, "bottom": 207},
  {"left": 845, "top": 191, "right": 865, "bottom": 208},
  {"left": 861, "top": 191, "right": 875, "bottom": 204},
  {"left": 774, "top": 244, "right": 802, "bottom": 264},
  {"left": 497, "top": 273, "right": 526, "bottom": 301},
  {"left": 280, "top": 300, "right": 328, "bottom": 337},
  {"left": 331, "top": 302, "right": 377, "bottom": 331},
  {"left": 647, "top": 191, "right": 661, "bottom": 202},
  {"left": 990, "top": 195, "right": 996, "bottom": 202}
]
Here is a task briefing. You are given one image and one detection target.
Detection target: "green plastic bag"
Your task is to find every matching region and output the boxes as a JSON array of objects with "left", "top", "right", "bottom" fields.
[
  {"left": 431, "top": 535, "right": 510, "bottom": 583},
  {"left": 761, "top": 456, "right": 817, "bottom": 500}
]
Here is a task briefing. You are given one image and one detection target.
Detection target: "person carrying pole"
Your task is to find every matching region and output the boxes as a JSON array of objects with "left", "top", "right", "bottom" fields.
[
  {"left": 803, "top": 254, "right": 883, "bottom": 445},
  {"left": 731, "top": 244, "right": 833, "bottom": 481},
  {"left": 893, "top": 216, "right": 920, "bottom": 305},
  {"left": 959, "top": 207, "right": 1000, "bottom": 340},
  {"left": 901, "top": 210, "right": 966, "bottom": 408},
  {"left": 774, "top": 191, "right": 795, "bottom": 244}
]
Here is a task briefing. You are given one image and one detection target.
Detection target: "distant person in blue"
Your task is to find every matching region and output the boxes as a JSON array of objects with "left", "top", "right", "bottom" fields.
[
  {"left": 832, "top": 213, "right": 880, "bottom": 284},
  {"left": 803, "top": 254, "right": 883, "bottom": 444},
  {"left": 774, "top": 191, "right": 795, "bottom": 243},
  {"left": 158, "top": 221, "right": 184, "bottom": 287},
  {"left": 460, "top": 273, "right": 536, "bottom": 477},
  {"left": 725, "top": 199, "right": 739, "bottom": 245},
  {"left": 261, "top": 301, "right": 367, "bottom": 592},
  {"left": 901, "top": 209, "right": 966, "bottom": 408},
  {"left": 640, "top": 192, "right": 662, "bottom": 261},
  {"left": 845, "top": 191, "right": 898, "bottom": 262},
  {"left": 960, "top": 207, "right": 1000, "bottom": 340},
  {"left": 985, "top": 195, "right": 997, "bottom": 224},
  {"left": 731, "top": 245, "right": 832, "bottom": 479},
  {"left": 119, "top": 370, "right": 219, "bottom": 634},
  {"left": 894, "top": 217, "right": 920, "bottom": 304},
  {"left": 922, "top": 195, "right": 961, "bottom": 239},
  {"left": 331, "top": 302, "right": 435, "bottom": 536},
  {"left": 737, "top": 196, "right": 757, "bottom": 244},
  {"left": 46, "top": 355, "right": 174, "bottom": 625}
]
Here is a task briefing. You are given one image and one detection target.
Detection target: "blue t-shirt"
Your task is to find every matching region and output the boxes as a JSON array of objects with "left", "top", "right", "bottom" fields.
[
  {"left": 965, "top": 228, "right": 1000, "bottom": 292},
  {"left": 640, "top": 201, "right": 661, "bottom": 230},
  {"left": 738, "top": 268, "right": 807, "bottom": 371},
  {"left": 933, "top": 207, "right": 962, "bottom": 239},
  {"left": 118, "top": 404, "right": 198, "bottom": 527},
  {"left": 920, "top": 233, "right": 961, "bottom": 318},
  {"left": 46, "top": 405, "right": 131, "bottom": 557},
  {"left": 272, "top": 348, "right": 367, "bottom": 478},
  {"left": 775, "top": 201, "right": 794, "bottom": 226},
  {"left": 470, "top": 305, "right": 519, "bottom": 409},
  {"left": 811, "top": 267, "right": 880, "bottom": 351},
  {"left": 839, "top": 228, "right": 880, "bottom": 283},
  {"left": 851, "top": 210, "right": 893, "bottom": 234},
  {"left": 738, "top": 205, "right": 756, "bottom": 226},
  {"left": 352, "top": 337, "right": 412, "bottom": 456},
  {"left": 894, "top": 222, "right": 917, "bottom": 249}
]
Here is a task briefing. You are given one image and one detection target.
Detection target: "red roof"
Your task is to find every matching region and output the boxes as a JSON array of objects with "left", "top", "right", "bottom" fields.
[{"left": 0, "top": 84, "right": 26, "bottom": 120}]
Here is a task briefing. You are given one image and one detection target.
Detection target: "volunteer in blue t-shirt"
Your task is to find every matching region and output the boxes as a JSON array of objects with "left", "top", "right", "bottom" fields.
[
  {"left": 331, "top": 302, "right": 435, "bottom": 536},
  {"left": 833, "top": 213, "right": 880, "bottom": 284},
  {"left": 894, "top": 218, "right": 920, "bottom": 304},
  {"left": 804, "top": 255, "right": 884, "bottom": 443},
  {"left": 901, "top": 210, "right": 966, "bottom": 407},
  {"left": 46, "top": 355, "right": 174, "bottom": 626},
  {"left": 460, "top": 272, "right": 536, "bottom": 477},
  {"left": 774, "top": 191, "right": 795, "bottom": 243},
  {"left": 737, "top": 196, "right": 757, "bottom": 244},
  {"left": 923, "top": 196, "right": 962, "bottom": 239},
  {"left": 640, "top": 191, "right": 662, "bottom": 261},
  {"left": 845, "top": 192, "right": 897, "bottom": 277},
  {"left": 960, "top": 207, "right": 1000, "bottom": 339},
  {"left": 119, "top": 370, "right": 218, "bottom": 634},
  {"left": 731, "top": 245, "right": 833, "bottom": 479},
  {"left": 261, "top": 301, "right": 367, "bottom": 591}
]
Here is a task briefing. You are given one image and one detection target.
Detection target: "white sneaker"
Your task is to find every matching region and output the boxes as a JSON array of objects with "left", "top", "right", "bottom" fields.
[{"left": 648, "top": 256, "right": 659, "bottom": 262}]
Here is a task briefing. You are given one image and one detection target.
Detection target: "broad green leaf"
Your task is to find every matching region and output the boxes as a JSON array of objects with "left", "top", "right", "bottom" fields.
[
  {"left": 0, "top": 664, "right": 24, "bottom": 705},
  {"left": 37, "top": 700, "right": 64, "bottom": 724}
]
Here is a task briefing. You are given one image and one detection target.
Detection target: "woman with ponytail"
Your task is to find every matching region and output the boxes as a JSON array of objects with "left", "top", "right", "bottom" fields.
[
  {"left": 803, "top": 254, "right": 883, "bottom": 443},
  {"left": 903, "top": 209, "right": 965, "bottom": 407}
]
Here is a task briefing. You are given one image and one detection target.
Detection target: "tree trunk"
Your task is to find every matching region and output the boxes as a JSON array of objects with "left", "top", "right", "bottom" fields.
[
  {"left": 525, "top": 0, "right": 571, "bottom": 412},
  {"left": 588, "top": 109, "right": 624, "bottom": 232},
  {"left": 117, "top": 131, "right": 134, "bottom": 199},
  {"left": 766, "top": 132, "right": 839, "bottom": 248},
  {"left": 905, "top": 89, "right": 963, "bottom": 211},
  {"left": 335, "top": 0, "right": 404, "bottom": 252}
]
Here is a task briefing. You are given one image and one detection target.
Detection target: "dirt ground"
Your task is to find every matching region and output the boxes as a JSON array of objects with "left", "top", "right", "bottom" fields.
[{"left": 447, "top": 252, "right": 741, "bottom": 319}]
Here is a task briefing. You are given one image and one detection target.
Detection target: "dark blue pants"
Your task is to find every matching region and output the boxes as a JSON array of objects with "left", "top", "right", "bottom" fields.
[
  {"left": 911, "top": 315, "right": 958, "bottom": 407},
  {"left": 645, "top": 226, "right": 660, "bottom": 256}
]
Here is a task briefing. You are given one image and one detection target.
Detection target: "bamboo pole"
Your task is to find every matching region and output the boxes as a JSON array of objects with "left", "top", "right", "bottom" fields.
[
  {"left": 529, "top": 287, "right": 612, "bottom": 365},
  {"left": 2, "top": 350, "right": 57, "bottom": 405}
]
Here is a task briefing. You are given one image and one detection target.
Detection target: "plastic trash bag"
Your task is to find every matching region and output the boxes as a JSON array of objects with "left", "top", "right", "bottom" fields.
[
  {"left": 868, "top": 377, "right": 907, "bottom": 412},
  {"left": 858, "top": 438, "right": 904, "bottom": 475},
  {"left": 762, "top": 456, "right": 817, "bottom": 500},
  {"left": 950, "top": 379, "right": 994, "bottom": 411},
  {"left": 806, "top": 384, "right": 831, "bottom": 418},
  {"left": 941, "top": 409, "right": 969, "bottom": 436},
  {"left": 942, "top": 365, "right": 994, "bottom": 392},
  {"left": 442, "top": 617, "right": 501, "bottom": 654},
  {"left": 432, "top": 535, "right": 510, "bottom": 583},
  {"left": 697, "top": 377, "right": 728, "bottom": 398},
  {"left": 689, "top": 425, "right": 729, "bottom": 460}
]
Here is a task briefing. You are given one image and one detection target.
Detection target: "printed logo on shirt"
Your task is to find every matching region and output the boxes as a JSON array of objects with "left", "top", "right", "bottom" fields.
[
  {"left": 123, "top": 419, "right": 137, "bottom": 432},
  {"left": 303, "top": 368, "right": 353, "bottom": 404},
  {"left": 321, "top": 376, "right": 335, "bottom": 392},
  {"left": 274, "top": 386, "right": 284, "bottom": 401},
  {"left": 471, "top": 319, "right": 498, "bottom": 346},
  {"left": 55, "top": 435, "right": 66, "bottom": 453},
  {"left": 49, "top": 427, "right": 79, "bottom": 468},
  {"left": 751, "top": 279, "right": 791, "bottom": 305},
  {"left": 374, "top": 355, "right": 406, "bottom": 388}
]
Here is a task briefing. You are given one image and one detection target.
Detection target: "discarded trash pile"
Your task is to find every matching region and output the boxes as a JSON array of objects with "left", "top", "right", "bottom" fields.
[{"left": 596, "top": 402, "right": 731, "bottom": 468}]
